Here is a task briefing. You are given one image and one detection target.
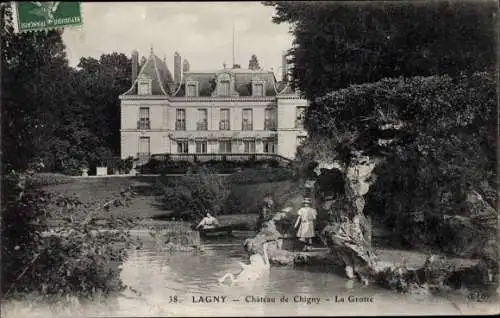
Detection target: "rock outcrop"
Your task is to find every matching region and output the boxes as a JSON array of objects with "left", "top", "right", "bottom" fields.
[
  {"left": 245, "top": 202, "right": 491, "bottom": 296},
  {"left": 245, "top": 150, "right": 496, "bottom": 298}
]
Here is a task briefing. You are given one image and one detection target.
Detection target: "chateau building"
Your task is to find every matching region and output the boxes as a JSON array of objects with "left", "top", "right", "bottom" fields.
[{"left": 119, "top": 48, "right": 309, "bottom": 163}]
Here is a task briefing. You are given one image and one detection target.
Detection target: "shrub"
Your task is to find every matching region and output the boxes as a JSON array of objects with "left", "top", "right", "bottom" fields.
[
  {"left": 118, "top": 157, "right": 134, "bottom": 174},
  {"left": 200, "top": 160, "right": 241, "bottom": 174},
  {"left": 223, "top": 180, "right": 301, "bottom": 215},
  {"left": 365, "top": 131, "right": 496, "bottom": 255},
  {"left": 26, "top": 173, "right": 74, "bottom": 187},
  {"left": 59, "top": 158, "right": 85, "bottom": 176},
  {"left": 227, "top": 167, "right": 297, "bottom": 185},
  {"left": 1, "top": 171, "right": 137, "bottom": 301},
  {"left": 105, "top": 157, "right": 134, "bottom": 175},
  {"left": 157, "top": 167, "right": 229, "bottom": 220}
]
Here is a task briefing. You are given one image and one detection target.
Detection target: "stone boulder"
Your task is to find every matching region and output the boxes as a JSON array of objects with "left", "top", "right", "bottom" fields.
[
  {"left": 244, "top": 209, "right": 297, "bottom": 265},
  {"left": 441, "top": 190, "right": 497, "bottom": 260}
]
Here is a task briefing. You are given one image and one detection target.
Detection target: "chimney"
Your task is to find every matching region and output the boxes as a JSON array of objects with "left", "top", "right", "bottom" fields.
[
  {"left": 281, "top": 51, "right": 288, "bottom": 82},
  {"left": 183, "top": 59, "right": 190, "bottom": 73},
  {"left": 174, "top": 52, "right": 181, "bottom": 84},
  {"left": 131, "top": 50, "right": 139, "bottom": 84}
]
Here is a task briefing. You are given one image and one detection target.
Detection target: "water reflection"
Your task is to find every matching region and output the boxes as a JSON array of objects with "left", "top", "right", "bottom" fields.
[
  {"left": 3, "top": 229, "right": 493, "bottom": 317},
  {"left": 116, "top": 232, "right": 470, "bottom": 316}
]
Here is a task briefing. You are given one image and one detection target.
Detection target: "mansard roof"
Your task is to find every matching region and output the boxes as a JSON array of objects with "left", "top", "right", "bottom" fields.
[
  {"left": 174, "top": 68, "right": 285, "bottom": 97},
  {"left": 122, "top": 50, "right": 174, "bottom": 96},
  {"left": 276, "top": 83, "right": 296, "bottom": 95}
]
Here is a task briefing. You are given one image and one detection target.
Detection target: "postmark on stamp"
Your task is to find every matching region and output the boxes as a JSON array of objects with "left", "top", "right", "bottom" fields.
[{"left": 12, "top": 1, "right": 82, "bottom": 33}]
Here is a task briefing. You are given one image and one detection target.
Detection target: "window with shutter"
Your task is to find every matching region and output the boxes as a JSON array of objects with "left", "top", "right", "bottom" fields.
[
  {"left": 264, "top": 108, "right": 276, "bottom": 130},
  {"left": 219, "top": 109, "right": 230, "bottom": 130},
  {"left": 244, "top": 140, "right": 256, "bottom": 153},
  {"left": 197, "top": 109, "right": 208, "bottom": 130},
  {"left": 295, "top": 107, "right": 306, "bottom": 128},
  {"left": 242, "top": 109, "right": 253, "bottom": 131},
  {"left": 196, "top": 141, "right": 207, "bottom": 153},
  {"left": 138, "top": 107, "right": 150, "bottom": 129},
  {"left": 176, "top": 109, "right": 186, "bottom": 130}
]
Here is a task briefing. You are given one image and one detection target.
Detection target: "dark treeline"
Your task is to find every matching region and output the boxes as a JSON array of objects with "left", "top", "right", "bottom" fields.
[
  {"left": 1, "top": 4, "right": 137, "bottom": 301},
  {"left": 265, "top": 0, "right": 497, "bottom": 100},
  {"left": 266, "top": 1, "right": 498, "bottom": 261},
  {"left": 1, "top": 3, "right": 130, "bottom": 175}
]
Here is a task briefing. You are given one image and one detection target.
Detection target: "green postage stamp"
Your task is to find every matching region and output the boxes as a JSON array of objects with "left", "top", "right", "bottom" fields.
[{"left": 12, "top": 2, "right": 82, "bottom": 33}]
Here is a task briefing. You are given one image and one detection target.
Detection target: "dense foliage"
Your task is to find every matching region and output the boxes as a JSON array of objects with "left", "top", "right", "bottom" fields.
[
  {"left": 156, "top": 167, "right": 298, "bottom": 220},
  {"left": 301, "top": 73, "right": 496, "bottom": 257},
  {"left": 139, "top": 157, "right": 288, "bottom": 175},
  {"left": 1, "top": 2, "right": 139, "bottom": 303},
  {"left": 365, "top": 130, "right": 497, "bottom": 256},
  {"left": 226, "top": 167, "right": 297, "bottom": 185},
  {"left": 306, "top": 73, "right": 496, "bottom": 165},
  {"left": 265, "top": 1, "right": 497, "bottom": 99},
  {"left": 1, "top": 3, "right": 130, "bottom": 174},
  {"left": 1, "top": 172, "right": 137, "bottom": 300},
  {"left": 156, "top": 168, "right": 230, "bottom": 220}
]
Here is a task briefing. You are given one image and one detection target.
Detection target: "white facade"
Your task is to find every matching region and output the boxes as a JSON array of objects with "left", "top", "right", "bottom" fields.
[{"left": 119, "top": 50, "right": 309, "bottom": 161}]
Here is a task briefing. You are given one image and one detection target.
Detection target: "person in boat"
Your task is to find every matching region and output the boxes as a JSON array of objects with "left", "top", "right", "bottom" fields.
[
  {"left": 195, "top": 212, "right": 220, "bottom": 230},
  {"left": 294, "top": 198, "right": 317, "bottom": 251},
  {"left": 218, "top": 242, "right": 270, "bottom": 284}
]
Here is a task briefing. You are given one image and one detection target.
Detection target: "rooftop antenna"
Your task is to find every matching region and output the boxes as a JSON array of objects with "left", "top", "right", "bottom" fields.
[{"left": 232, "top": 20, "right": 236, "bottom": 68}]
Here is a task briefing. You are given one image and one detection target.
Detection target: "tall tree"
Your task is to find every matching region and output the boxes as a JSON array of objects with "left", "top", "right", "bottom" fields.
[
  {"left": 264, "top": 1, "right": 497, "bottom": 100},
  {"left": 2, "top": 3, "right": 130, "bottom": 174},
  {"left": 75, "top": 53, "right": 131, "bottom": 155},
  {"left": 1, "top": 2, "right": 76, "bottom": 171}
]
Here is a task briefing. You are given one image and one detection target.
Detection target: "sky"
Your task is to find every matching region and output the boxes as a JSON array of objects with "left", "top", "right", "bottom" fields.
[{"left": 62, "top": 2, "right": 294, "bottom": 78}]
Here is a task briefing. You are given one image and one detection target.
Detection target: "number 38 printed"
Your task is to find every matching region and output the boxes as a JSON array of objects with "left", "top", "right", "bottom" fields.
[{"left": 169, "top": 296, "right": 179, "bottom": 303}]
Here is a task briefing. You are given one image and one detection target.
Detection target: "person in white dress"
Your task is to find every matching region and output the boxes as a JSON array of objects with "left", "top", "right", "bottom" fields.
[{"left": 294, "top": 198, "right": 317, "bottom": 251}]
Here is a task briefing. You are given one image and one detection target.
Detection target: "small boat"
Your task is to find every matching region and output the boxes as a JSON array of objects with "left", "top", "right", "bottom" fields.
[{"left": 198, "top": 225, "right": 234, "bottom": 238}]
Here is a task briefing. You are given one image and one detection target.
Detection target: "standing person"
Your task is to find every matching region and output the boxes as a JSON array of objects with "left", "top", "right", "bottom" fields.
[
  {"left": 196, "top": 212, "right": 220, "bottom": 230},
  {"left": 257, "top": 196, "right": 274, "bottom": 230},
  {"left": 294, "top": 198, "right": 317, "bottom": 251}
]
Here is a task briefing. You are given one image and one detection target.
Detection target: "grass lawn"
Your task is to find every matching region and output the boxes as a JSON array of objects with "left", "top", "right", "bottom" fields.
[
  {"left": 43, "top": 176, "right": 165, "bottom": 220},
  {"left": 41, "top": 176, "right": 273, "bottom": 229}
]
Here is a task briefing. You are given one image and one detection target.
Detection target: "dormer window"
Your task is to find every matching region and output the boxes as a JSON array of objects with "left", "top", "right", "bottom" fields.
[
  {"left": 219, "top": 80, "right": 230, "bottom": 96},
  {"left": 138, "top": 77, "right": 152, "bottom": 95},
  {"left": 254, "top": 84, "right": 264, "bottom": 96},
  {"left": 252, "top": 78, "right": 266, "bottom": 97},
  {"left": 186, "top": 81, "right": 199, "bottom": 97},
  {"left": 213, "top": 72, "right": 238, "bottom": 97}
]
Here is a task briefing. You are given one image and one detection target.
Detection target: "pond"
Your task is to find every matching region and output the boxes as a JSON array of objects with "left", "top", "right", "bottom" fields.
[
  {"left": 2, "top": 226, "right": 496, "bottom": 317},
  {"left": 112, "top": 228, "right": 489, "bottom": 316}
]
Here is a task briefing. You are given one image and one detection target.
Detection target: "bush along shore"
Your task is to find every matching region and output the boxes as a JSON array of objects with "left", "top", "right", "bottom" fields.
[
  {"left": 1, "top": 170, "right": 139, "bottom": 303},
  {"left": 1, "top": 171, "right": 190, "bottom": 305},
  {"left": 153, "top": 166, "right": 299, "bottom": 222},
  {"left": 244, "top": 163, "right": 497, "bottom": 299}
]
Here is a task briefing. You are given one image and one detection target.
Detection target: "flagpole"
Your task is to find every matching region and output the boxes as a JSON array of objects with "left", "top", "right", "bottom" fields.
[{"left": 232, "top": 20, "right": 235, "bottom": 68}]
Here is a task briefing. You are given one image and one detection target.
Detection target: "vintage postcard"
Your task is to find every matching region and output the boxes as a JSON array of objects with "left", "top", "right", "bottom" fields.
[{"left": 1, "top": 1, "right": 498, "bottom": 317}]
